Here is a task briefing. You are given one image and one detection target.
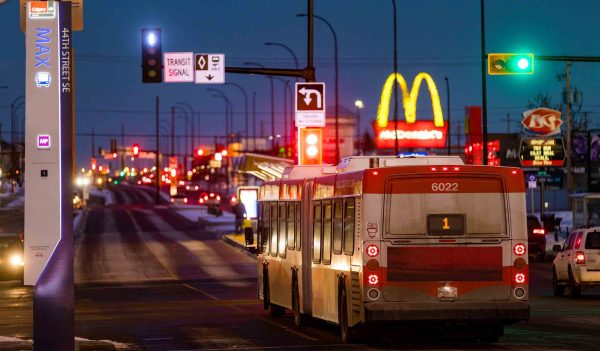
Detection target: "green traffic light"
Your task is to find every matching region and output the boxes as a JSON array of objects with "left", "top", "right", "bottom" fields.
[{"left": 488, "top": 53, "right": 534, "bottom": 75}]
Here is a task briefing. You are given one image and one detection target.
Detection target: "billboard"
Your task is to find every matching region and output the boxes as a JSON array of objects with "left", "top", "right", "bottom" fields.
[{"left": 374, "top": 72, "right": 446, "bottom": 149}]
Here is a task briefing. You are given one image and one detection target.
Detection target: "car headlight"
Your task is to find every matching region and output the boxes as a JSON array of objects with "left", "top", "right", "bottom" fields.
[{"left": 10, "top": 254, "right": 24, "bottom": 267}]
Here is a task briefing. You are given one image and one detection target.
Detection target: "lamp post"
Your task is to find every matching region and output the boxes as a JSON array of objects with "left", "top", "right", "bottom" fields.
[
  {"left": 445, "top": 77, "right": 451, "bottom": 156},
  {"left": 298, "top": 13, "right": 339, "bottom": 162},
  {"left": 391, "top": 0, "right": 399, "bottom": 155},
  {"left": 209, "top": 91, "right": 232, "bottom": 192},
  {"left": 264, "top": 42, "right": 299, "bottom": 149},
  {"left": 175, "top": 107, "right": 190, "bottom": 176},
  {"left": 354, "top": 100, "right": 364, "bottom": 155},
  {"left": 224, "top": 82, "right": 249, "bottom": 151},
  {"left": 252, "top": 91, "right": 257, "bottom": 151},
  {"left": 244, "top": 62, "right": 276, "bottom": 151},
  {"left": 274, "top": 77, "right": 292, "bottom": 156},
  {"left": 10, "top": 96, "right": 25, "bottom": 182},
  {"left": 177, "top": 102, "right": 196, "bottom": 157}
]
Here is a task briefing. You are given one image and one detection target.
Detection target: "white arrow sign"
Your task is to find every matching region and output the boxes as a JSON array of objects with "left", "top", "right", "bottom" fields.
[
  {"left": 295, "top": 82, "right": 326, "bottom": 127},
  {"left": 298, "top": 87, "right": 322, "bottom": 109}
]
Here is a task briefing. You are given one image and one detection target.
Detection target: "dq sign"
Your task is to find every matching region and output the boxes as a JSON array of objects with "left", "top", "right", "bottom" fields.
[
  {"left": 521, "top": 108, "right": 562, "bottom": 136},
  {"left": 374, "top": 72, "right": 447, "bottom": 148}
]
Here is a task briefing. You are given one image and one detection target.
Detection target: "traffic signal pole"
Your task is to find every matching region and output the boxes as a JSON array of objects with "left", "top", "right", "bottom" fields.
[
  {"left": 155, "top": 96, "right": 161, "bottom": 205},
  {"left": 480, "top": 0, "right": 489, "bottom": 165}
]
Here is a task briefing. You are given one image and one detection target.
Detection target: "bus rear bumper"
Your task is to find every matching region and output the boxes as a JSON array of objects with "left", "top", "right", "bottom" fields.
[{"left": 364, "top": 301, "right": 529, "bottom": 323}]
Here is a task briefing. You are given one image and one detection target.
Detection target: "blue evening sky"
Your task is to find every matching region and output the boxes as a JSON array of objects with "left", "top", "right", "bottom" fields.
[{"left": 1, "top": 0, "right": 599, "bottom": 167}]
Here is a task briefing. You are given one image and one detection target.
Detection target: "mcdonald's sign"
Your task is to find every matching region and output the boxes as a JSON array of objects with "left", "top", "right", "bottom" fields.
[{"left": 374, "top": 72, "right": 447, "bottom": 149}]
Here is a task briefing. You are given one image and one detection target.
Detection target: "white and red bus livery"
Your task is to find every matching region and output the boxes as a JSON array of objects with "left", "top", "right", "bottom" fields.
[{"left": 256, "top": 156, "right": 529, "bottom": 342}]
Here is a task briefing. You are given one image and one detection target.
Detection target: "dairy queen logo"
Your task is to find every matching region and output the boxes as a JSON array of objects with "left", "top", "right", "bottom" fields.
[{"left": 521, "top": 108, "right": 562, "bottom": 136}]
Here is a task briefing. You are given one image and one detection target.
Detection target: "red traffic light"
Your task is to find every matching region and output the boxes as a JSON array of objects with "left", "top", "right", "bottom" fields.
[
  {"left": 196, "top": 148, "right": 204, "bottom": 156},
  {"left": 133, "top": 143, "right": 140, "bottom": 157},
  {"left": 299, "top": 128, "right": 322, "bottom": 165}
]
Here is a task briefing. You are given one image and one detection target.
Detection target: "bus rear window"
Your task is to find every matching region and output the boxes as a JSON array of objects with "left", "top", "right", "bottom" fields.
[{"left": 384, "top": 176, "right": 507, "bottom": 236}]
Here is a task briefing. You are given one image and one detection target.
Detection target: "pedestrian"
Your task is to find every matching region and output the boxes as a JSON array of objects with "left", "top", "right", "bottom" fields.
[{"left": 233, "top": 201, "right": 247, "bottom": 234}]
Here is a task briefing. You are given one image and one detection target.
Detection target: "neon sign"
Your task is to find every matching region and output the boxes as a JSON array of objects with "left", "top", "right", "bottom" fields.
[{"left": 374, "top": 72, "right": 447, "bottom": 148}]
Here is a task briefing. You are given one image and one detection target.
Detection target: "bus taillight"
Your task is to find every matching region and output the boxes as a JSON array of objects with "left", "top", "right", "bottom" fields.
[
  {"left": 514, "top": 243, "right": 526, "bottom": 256},
  {"left": 367, "top": 274, "right": 379, "bottom": 286},
  {"left": 514, "top": 272, "right": 526, "bottom": 285},
  {"left": 366, "top": 245, "right": 379, "bottom": 257}
]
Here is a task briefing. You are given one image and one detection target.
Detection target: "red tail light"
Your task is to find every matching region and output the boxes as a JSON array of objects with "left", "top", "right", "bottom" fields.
[
  {"left": 366, "top": 245, "right": 379, "bottom": 257},
  {"left": 514, "top": 243, "right": 526, "bottom": 256},
  {"left": 184, "top": 198, "right": 188, "bottom": 204},
  {"left": 575, "top": 251, "right": 585, "bottom": 264},
  {"left": 533, "top": 228, "right": 545, "bottom": 235},
  {"left": 367, "top": 274, "right": 379, "bottom": 286},
  {"left": 514, "top": 272, "right": 526, "bottom": 284}
]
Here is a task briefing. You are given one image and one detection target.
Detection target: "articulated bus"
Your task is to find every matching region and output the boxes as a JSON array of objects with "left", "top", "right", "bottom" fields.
[{"left": 256, "top": 156, "right": 529, "bottom": 342}]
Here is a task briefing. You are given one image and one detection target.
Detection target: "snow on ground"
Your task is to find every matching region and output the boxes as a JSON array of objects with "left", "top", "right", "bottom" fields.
[
  {"left": 175, "top": 206, "right": 235, "bottom": 233},
  {"left": 6, "top": 195, "right": 24, "bottom": 208}
]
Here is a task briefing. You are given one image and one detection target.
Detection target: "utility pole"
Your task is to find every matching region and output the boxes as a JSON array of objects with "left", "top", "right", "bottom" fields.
[
  {"left": 121, "top": 124, "right": 125, "bottom": 171},
  {"left": 91, "top": 129, "right": 95, "bottom": 158},
  {"left": 565, "top": 62, "right": 573, "bottom": 194},
  {"left": 155, "top": 96, "right": 160, "bottom": 205},
  {"left": 501, "top": 113, "right": 512, "bottom": 133}
]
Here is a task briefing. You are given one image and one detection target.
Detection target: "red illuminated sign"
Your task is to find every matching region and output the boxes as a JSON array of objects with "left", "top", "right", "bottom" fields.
[
  {"left": 521, "top": 108, "right": 562, "bottom": 136},
  {"left": 373, "top": 121, "right": 447, "bottom": 149}
]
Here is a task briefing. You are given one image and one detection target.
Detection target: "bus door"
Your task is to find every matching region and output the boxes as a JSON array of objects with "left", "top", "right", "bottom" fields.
[
  {"left": 301, "top": 180, "right": 314, "bottom": 316},
  {"left": 382, "top": 175, "right": 513, "bottom": 302}
]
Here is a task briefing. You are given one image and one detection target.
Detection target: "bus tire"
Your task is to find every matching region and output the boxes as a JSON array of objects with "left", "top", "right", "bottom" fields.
[
  {"left": 479, "top": 324, "right": 502, "bottom": 343},
  {"left": 568, "top": 268, "right": 581, "bottom": 298},
  {"left": 262, "top": 265, "right": 270, "bottom": 310},
  {"left": 552, "top": 268, "right": 565, "bottom": 296},
  {"left": 339, "top": 288, "right": 358, "bottom": 343},
  {"left": 292, "top": 279, "right": 303, "bottom": 326},
  {"left": 270, "top": 303, "right": 285, "bottom": 317}
]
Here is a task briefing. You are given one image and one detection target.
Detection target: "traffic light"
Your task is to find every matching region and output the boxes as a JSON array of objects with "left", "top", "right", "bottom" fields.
[
  {"left": 299, "top": 128, "right": 322, "bottom": 165},
  {"left": 141, "top": 28, "right": 163, "bottom": 83},
  {"left": 196, "top": 148, "right": 204, "bottom": 156},
  {"left": 132, "top": 143, "right": 140, "bottom": 157},
  {"left": 488, "top": 53, "right": 534, "bottom": 75}
]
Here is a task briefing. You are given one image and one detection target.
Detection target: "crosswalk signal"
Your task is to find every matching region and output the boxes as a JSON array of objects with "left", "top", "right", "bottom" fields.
[
  {"left": 141, "top": 28, "right": 163, "bottom": 83},
  {"left": 132, "top": 143, "right": 140, "bottom": 157},
  {"left": 299, "top": 128, "right": 322, "bottom": 165},
  {"left": 488, "top": 53, "right": 534, "bottom": 75}
]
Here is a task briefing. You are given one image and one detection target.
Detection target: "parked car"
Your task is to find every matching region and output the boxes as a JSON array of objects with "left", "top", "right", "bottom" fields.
[
  {"left": 527, "top": 214, "right": 546, "bottom": 262},
  {"left": 0, "top": 233, "right": 24, "bottom": 281},
  {"left": 552, "top": 227, "right": 600, "bottom": 298}
]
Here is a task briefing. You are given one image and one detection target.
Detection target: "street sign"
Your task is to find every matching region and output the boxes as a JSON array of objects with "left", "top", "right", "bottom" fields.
[
  {"left": 519, "top": 138, "right": 565, "bottom": 167},
  {"left": 295, "top": 82, "right": 326, "bottom": 127},
  {"left": 195, "top": 53, "right": 225, "bottom": 84},
  {"left": 163, "top": 52, "right": 194, "bottom": 83}
]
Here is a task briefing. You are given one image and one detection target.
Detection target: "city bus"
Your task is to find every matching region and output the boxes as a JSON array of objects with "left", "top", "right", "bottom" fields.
[{"left": 255, "top": 156, "right": 529, "bottom": 342}]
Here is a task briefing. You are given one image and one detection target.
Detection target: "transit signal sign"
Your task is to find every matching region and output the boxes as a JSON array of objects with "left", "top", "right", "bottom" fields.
[
  {"left": 488, "top": 53, "right": 534, "bottom": 75},
  {"left": 295, "top": 82, "right": 326, "bottom": 127},
  {"left": 163, "top": 52, "right": 194, "bottom": 83}
]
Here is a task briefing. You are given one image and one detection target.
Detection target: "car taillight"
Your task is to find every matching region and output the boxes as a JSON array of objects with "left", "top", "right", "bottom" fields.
[
  {"left": 575, "top": 251, "right": 585, "bottom": 264},
  {"left": 216, "top": 195, "right": 221, "bottom": 201},
  {"left": 170, "top": 198, "right": 174, "bottom": 203},
  {"left": 514, "top": 272, "right": 526, "bottom": 284},
  {"left": 514, "top": 243, "right": 526, "bottom": 256},
  {"left": 366, "top": 245, "right": 379, "bottom": 257},
  {"left": 184, "top": 198, "right": 188, "bottom": 204},
  {"left": 199, "top": 198, "right": 204, "bottom": 204},
  {"left": 367, "top": 274, "right": 379, "bottom": 286},
  {"left": 533, "top": 228, "right": 545, "bottom": 235}
]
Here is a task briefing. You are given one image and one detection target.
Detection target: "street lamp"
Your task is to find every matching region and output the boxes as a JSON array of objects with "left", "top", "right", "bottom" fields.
[
  {"left": 207, "top": 88, "right": 233, "bottom": 145},
  {"left": 177, "top": 102, "right": 196, "bottom": 156},
  {"left": 444, "top": 77, "right": 451, "bottom": 156},
  {"left": 264, "top": 42, "right": 299, "bottom": 149},
  {"left": 224, "top": 82, "right": 249, "bottom": 151},
  {"left": 175, "top": 107, "right": 191, "bottom": 175},
  {"left": 354, "top": 100, "right": 364, "bottom": 154},
  {"left": 297, "top": 13, "right": 340, "bottom": 162},
  {"left": 244, "top": 62, "right": 276, "bottom": 151},
  {"left": 273, "top": 77, "right": 292, "bottom": 157}
]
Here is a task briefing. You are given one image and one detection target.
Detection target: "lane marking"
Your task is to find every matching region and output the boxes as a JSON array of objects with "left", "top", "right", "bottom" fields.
[
  {"left": 182, "top": 283, "right": 219, "bottom": 300},
  {"left": 260, "top": 318, "right": 319, "bottom": 341}
]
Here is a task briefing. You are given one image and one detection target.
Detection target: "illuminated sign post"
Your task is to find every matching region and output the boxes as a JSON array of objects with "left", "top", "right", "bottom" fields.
[
  {"left": 374, "top": 73, "right": 447, "bottom": 149},
  {"left": 519, "top": 138, "right": 565, "bottom": 167},
  {"left": 25, "top": 1, "right": 74, "bottom": 347}
]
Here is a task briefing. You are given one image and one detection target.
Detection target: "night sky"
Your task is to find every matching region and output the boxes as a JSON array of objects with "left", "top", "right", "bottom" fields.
[{"left": 1, "top": 0, "right": 599, "bottom": 168}]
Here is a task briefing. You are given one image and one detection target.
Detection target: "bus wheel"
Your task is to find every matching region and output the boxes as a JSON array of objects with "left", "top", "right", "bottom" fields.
[
  {"left": 339, "top": 288, "right": 358, "bottom": 343},
  {"left": 262, "top": 265, "right": 270, "bottom": 310},
  {"left": 270, "top": 303, "right": 285, "bottom": 317},
  {"left": 568, "top": 268, "right": 581, "bottom": 298},
  {"left": 552, "top": 268, "right": 565, "bottom": 296},
  {"left": 292, "top": 280, "right": 303, "bottom": 326}
]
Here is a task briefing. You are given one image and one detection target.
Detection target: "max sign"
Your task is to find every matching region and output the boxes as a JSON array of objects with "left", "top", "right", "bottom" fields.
[{"left": 521, "top": 108, "right": 562, "bottom": 136}]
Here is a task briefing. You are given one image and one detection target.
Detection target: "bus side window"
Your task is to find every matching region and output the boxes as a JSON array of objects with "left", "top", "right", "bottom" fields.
[
  {"left": 278, "top": 202, "right": 287, "bottom": 258},
  {"left": 261, "top": 202, "right": 270, "bottom": 253},
  {"left": 270, "top": 202, "right": 278, "bottom": 256},
  {"left": 312, "top": 201, "right": 322, "bottom": 263},
  {"left": 343, "top": 199, "right": 355, "bottom": 256},
  {"left": 295, "top": 202, "right": 301, "bottom": 251},
  {"left": 333, "top": 200, "right": 343, "bottom": 255},
  {"left": 287, "top": 202, "right": 295, "bottom": 250},
  {"left": 322, "top": 201, "right": 333, "bottom": 265}
]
